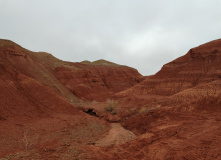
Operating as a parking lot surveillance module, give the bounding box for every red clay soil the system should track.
[0,39,143,103]
[0,38,221,159]
[0,39,142,159]
[116,39,221,96]
[0,41,80,104]
[89,108,221,160]
[114,39,221,108]
[0,49,109,157]
[53,60,143,102]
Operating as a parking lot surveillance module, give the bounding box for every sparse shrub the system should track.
[22,131,29,151]
[104,99,118,115]
[22,130,38,151]
[92,100,97,104]
[138,107,147,114]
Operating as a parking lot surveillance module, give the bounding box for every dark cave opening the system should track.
[84,108,98,117]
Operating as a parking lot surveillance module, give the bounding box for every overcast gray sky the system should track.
[0,0,221,75]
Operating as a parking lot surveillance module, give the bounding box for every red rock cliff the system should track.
[0,39,143,103]
[117,39,221,99]
[54,60,143,101]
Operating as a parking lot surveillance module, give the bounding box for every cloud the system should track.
[0,0,221,75]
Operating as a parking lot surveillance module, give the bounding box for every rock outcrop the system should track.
[0,40,80,105]
[1,38,221,159]
[54,60,143,101]
[0,40,81,120]
[0,39,143,105]
[116,39,221,101]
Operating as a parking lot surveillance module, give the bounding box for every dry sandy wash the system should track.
[0,38,221,159]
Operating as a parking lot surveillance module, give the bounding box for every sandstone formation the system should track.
[0,39,143,103]
[54,60,143,101]
[0,40,80,104]
[0,38,221,159]
[116,39,221,107]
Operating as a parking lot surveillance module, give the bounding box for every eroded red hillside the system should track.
[1,38,221,160]
[115,39,221,107]
[54,61,143,101]
[0,39,143,158]
[0,41,80,104]
[0,39,143,103]
[0,40,115,158]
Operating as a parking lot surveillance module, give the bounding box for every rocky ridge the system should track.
[0,38,221,159]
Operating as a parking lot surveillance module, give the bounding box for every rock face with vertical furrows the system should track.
[116,39,221,101]
[1,38,221,159]
[0,39,142,157]
[0,39,144,119]
[54,60,143,101]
